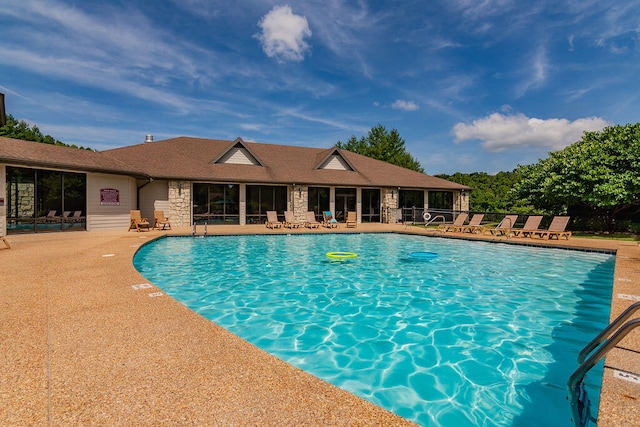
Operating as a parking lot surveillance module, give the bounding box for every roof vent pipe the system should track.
[145,134,153,143]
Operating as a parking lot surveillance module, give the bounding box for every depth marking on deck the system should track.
[617,277,632,282]
[148,292,163,297]
[132,283,152,290]
[613,370,640,385]
[618,294,640,301]
[102,254,115,257]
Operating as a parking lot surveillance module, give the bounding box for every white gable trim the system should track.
[216,146,260,165]
[319,153,354,171]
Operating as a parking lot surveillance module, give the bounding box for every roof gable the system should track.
[211,137,262,166]
[315,148,355,171]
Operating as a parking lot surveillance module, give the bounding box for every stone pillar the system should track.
[168,181,191,226]
[292,185,307,221]
[382,188,399,223]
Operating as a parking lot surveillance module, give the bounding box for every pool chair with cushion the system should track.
[531,216,572,240]
[482,215,518,236]
[266,211,283,229]
[459,214,485,233]
[512,216,543,238]
[129,210,150,232]
[153,210,172,230]
[439,213,468,232]
[1,235,9,249]
[283,211,301,228]
[323,211,338,228]
[346,211,357,228]
[304,211,321,228]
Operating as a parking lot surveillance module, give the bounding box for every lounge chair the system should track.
[153,210,172,230]
[512,216,543,238]
[304,211,321,228]
[346,211,357,228]
[440,213,468,232]
[283,211,301,228]
[1,235,9,249]
[323,211,338,228]
[265,211,283,229]
[459,214,485,233]
[39,210,59,223]
[482,215,518,236]
[531,216,572,240]
[129,210,150,232]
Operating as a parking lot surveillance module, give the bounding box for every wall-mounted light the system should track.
[298,187,302,197]
[177,181,182,195]
[391,190,396,197]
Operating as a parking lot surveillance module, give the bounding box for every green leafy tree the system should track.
[511,123,640,230]
[337,124,424,173]
[436,170,538,214]
[0,114,90,149]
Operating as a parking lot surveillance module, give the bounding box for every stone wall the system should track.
[292,186,307,221]
[168,181,191,227]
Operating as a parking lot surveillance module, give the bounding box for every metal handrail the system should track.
[579,301,640,364]
[425,215,446,227]
[495,217,514,240]
[568,317,640,427]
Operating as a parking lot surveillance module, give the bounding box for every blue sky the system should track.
[1,1,639,174]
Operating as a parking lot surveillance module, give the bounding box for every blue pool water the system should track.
[133,233,615,427]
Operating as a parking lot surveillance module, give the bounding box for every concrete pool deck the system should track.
[1,224,638,426]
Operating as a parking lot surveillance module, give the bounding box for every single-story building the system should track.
[0,135,471,234]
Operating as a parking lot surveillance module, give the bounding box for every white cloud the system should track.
[392,100,419,111]
[453,113,610,152]
[255,5,312,62]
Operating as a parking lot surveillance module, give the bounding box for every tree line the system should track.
[337,123,640,233]
[0,114,91,150]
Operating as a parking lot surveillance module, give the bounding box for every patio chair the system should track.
[346,211,357,228]
[153,210,172,230]
[283,211,301,228]
[322,211,338,228]
[1,235,9,249]
[482,215,518,236]
[265,211,283,229]
[512,216,543,238]
[129,210,150,232]
[459,214,485,233]
[531,216,572,240]
[39,210,59,223]
[304,211,321,228]
[439,213,468,232]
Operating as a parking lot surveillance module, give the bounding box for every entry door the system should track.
[335,188,356,221]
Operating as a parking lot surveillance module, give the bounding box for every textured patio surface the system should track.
[1,223,639,426]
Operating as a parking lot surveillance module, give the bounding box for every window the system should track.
[192,183,240,224]
[6,166,86,233]
[362,189,380,222]
[308,187,329,222]
[246,185,287,224]
[428,191,453,210]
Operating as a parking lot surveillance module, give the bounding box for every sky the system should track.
[1,0,639,175]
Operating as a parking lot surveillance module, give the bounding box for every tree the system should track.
[0,114,91,149]
[336,124,424,173]
[436,170,540,214]
[511,123,640,231]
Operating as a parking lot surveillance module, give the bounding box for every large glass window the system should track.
[428,191,453,210]
[399,189,425,223]
[6,166,86,233]
[308,187,329,222]
[192,183,240,224]
[246,185,287,224]
[362,189,381,223]
[335,188,356,222]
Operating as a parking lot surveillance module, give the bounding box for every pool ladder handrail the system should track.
[567,301,640,427]
[425,215,446,228]
[494,217,514,240]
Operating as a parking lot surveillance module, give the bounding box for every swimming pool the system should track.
[133,233,615,427]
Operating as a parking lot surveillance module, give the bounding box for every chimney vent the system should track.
[145,134,153,143]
